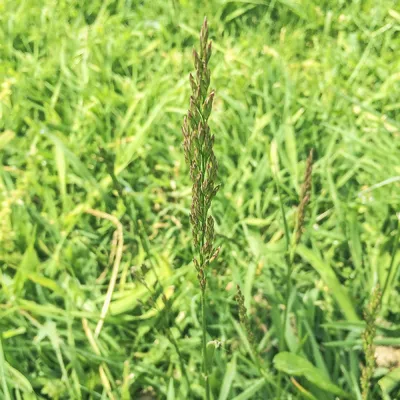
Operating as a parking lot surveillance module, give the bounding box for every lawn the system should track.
[1,0,400,399]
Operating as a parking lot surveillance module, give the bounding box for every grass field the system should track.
[1,0,400,399]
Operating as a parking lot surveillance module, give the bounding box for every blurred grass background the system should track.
[1,0,400,398]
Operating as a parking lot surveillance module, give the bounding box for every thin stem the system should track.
[168,332,191,394]
[201,290,210,400]
[199,136,210,399]
[275,179,293,348]
[276,181,290,253]
[275,146,313,348]
[277,370,282,399]
[282,254,293,346]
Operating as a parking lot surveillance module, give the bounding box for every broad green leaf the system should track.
[273,352,348,397]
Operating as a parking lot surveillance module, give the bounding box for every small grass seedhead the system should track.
[235,285,254,345]
[360,285,381,400]
[295,148,314,245]
[182,17,219,291]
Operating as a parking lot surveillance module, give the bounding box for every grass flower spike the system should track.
[295,148,314,245]
[183,18,219,291]
[235,285,254,345]
[182,18,219,399]
[360,285,381,400]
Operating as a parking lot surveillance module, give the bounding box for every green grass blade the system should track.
[296,245,359,321]
[0,339,11,400]
[218,354,237,400]
[231,378,266,400]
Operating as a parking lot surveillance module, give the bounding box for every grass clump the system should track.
[2,1,400,399]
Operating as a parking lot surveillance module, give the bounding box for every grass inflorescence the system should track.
[182,18,220,399]
[360,285,382,400]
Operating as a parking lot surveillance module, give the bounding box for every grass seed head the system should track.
[235,284,254,345]
[182,17,219,291]
[360,285,382,400]
[295,148,314,245]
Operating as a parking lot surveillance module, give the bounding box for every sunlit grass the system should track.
[1,0,400,398]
